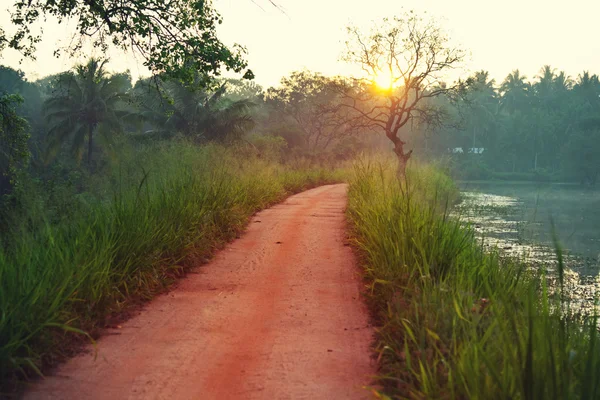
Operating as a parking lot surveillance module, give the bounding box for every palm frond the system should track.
[42,57,129,166]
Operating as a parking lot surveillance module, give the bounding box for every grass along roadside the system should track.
[0,142,345,394]
[347,159,600,399]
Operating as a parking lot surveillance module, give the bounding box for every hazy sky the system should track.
[1,0,599,88]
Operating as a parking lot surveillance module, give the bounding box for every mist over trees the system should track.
[0,8,599,241]
[265,71,371,154]
[407,66,600,184]
[2,58,600,194]
[134,77,256,143]
[1,2,597,186]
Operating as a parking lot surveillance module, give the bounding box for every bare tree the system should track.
[342,11,465,175]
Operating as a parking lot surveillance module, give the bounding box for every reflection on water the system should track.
[456,182,600,314]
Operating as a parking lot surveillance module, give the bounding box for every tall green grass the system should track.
[347,159,600,399]
[0,141,344,390]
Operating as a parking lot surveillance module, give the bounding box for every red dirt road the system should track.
[25,184,375,400]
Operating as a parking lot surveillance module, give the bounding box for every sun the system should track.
[373,70,394,90]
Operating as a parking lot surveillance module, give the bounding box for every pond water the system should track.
[457,181,600,313]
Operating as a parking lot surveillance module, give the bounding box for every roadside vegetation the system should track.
[0,140,343,390]
[347,160,600,399]
[0,56,349,391]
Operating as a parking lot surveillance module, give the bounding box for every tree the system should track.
[499,70,529,114]
[220,78,264,102]
[0,94,30,196]
[574,71,600,111]
[43,58,132,167]
[266,71,367,153]
[3,0,252,86]
[535,65,557,100]
[342,11,465,175]
[562,124,600,185]
[463,70,498,150]
[497,70,531,171]
[134,78,255,142]
[0,66,44,154]
[0,67,26,95]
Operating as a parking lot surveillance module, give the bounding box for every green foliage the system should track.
[413,66,600,184]
[219,78,264,102]
[0,67,26,95]
[0,66,44,155]
[134,78,255,142]
[347,160,600,399]
[266,70,362,153]
[0,141,342,389]
[0,94,30,195]
[3,0,252,86]
[562,128,600,185]
[43,58,132,166]
[246,133,288,162]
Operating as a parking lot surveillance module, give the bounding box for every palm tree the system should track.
[134,78,255,142]
[534,65,556,98]
[498,70,533,170]
[499,70,529,114]
[553,71,573,92]
[464,70,498,149]
[470,70,496,93]
[44,58,132,166]
[575,71,600,90]
[574,71,600,110]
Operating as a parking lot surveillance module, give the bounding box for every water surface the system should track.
[457,181,600,312]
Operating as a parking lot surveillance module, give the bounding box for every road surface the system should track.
[26,184,374,400]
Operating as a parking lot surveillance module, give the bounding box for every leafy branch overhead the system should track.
[4,0,253,86]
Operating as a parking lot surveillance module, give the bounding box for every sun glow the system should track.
[373,70,394,90]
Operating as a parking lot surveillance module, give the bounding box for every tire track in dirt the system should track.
[25,184,374,400]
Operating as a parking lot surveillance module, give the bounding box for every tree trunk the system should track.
[393,139,412,177]
[87,124,94,169]
[386,129,412,177]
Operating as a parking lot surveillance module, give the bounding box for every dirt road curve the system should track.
[26,184,374,400]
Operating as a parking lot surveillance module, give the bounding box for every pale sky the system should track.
[1,0,599,88]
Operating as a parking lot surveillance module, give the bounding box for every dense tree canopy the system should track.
[409,67,600,183]
[2,0,252,86]
[266,71,368,153]
[134,77,256,142]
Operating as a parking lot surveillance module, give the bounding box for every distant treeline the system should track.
[2,61,600,191]
[0,61,373,198]
[405,67,600,184]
